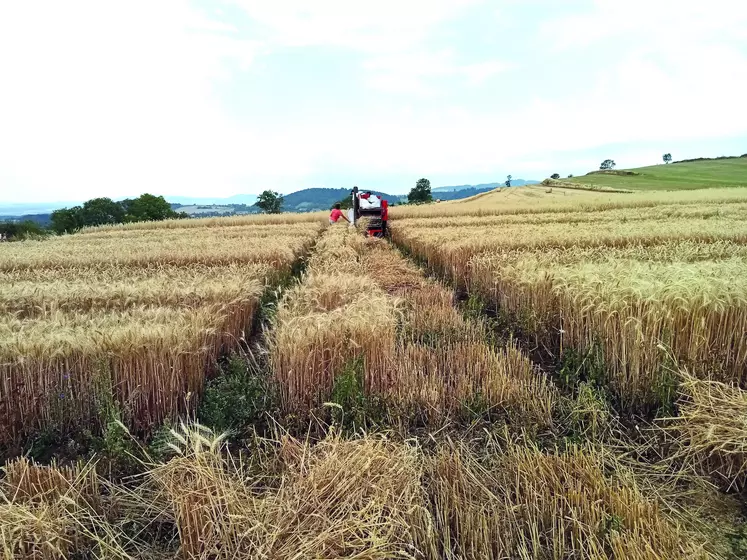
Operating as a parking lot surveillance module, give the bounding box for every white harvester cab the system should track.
[358,194,382,211]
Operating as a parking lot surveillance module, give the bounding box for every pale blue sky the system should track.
[1,0,746,202]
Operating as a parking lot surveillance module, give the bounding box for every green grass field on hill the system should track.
[572,156,747,191]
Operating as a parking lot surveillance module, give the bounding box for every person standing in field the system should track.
[329,203,350,225]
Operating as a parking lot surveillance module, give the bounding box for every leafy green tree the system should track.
[122,193,181,222]
[50,207,84,234]
[551,173,560,180]
[256,190,284,214]
[79,197,125,227]
[663,153,672,164]
[600,159,616,170]
[505,174,512,187]
[568,174,574,178]
[408,178,432,204]
[0,220,48,240]
[333,196,353,210]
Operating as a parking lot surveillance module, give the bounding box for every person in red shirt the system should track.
[329,203,350,225]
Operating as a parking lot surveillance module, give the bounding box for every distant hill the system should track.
[279,188,401,212]
[433,179,539,193]
[172,185,539,215]
[167,194,258,206]
[430,187,495,201]
[0,201,81,216]
[1,181,547,222]
[0,213,53,227]
[571,155,747,191]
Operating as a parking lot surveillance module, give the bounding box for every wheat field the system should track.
[1,195,746,558]
[392,187,747,409]
[0,219,321,444]
[270,225,556,428]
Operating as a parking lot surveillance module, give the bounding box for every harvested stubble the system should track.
[271,226,556,428]
[0,223,319,444]
[665,371,747,491]
[0,422,724,559]
[135,426,436,559]
[0,458,119,559]
[427,438,711,559]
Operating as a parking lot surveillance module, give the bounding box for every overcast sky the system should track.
[1,0,746,202]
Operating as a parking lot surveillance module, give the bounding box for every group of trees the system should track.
[50,194,186,234]
[0,220,48,240]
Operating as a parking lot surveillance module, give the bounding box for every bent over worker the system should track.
[329,203,350,225]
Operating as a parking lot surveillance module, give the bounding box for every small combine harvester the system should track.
[350,186,389,238]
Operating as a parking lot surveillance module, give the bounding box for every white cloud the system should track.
[0,0,745,202]
[361,51,509,94]
[542,0,747,50]
[232,0,505,95]
[463,61,511,85]
[231,0,483,52]
[0,1,275,202]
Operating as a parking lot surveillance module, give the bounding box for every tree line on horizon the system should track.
[49,194,187,234]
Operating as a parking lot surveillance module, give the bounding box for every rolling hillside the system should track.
[571,156,747,191]
[280,188,400,212]
[433,179,539,192]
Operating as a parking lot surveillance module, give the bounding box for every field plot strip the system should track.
[392,185,747,219]
[0,218,735,559]
[392,191,747,409]
[270,225,556,428]
[0,221,323,445]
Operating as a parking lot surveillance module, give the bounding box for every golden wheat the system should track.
[393,205,747,406]
[664,371,747,491]
[0,225,320,271]
[0,263,271,318]
[399,201,747,229]
[77,210,328,234]
[0,222,320,443]
[391,185,747,219]
[270,226,557,428]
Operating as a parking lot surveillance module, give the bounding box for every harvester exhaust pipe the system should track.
[352,186,359,226]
